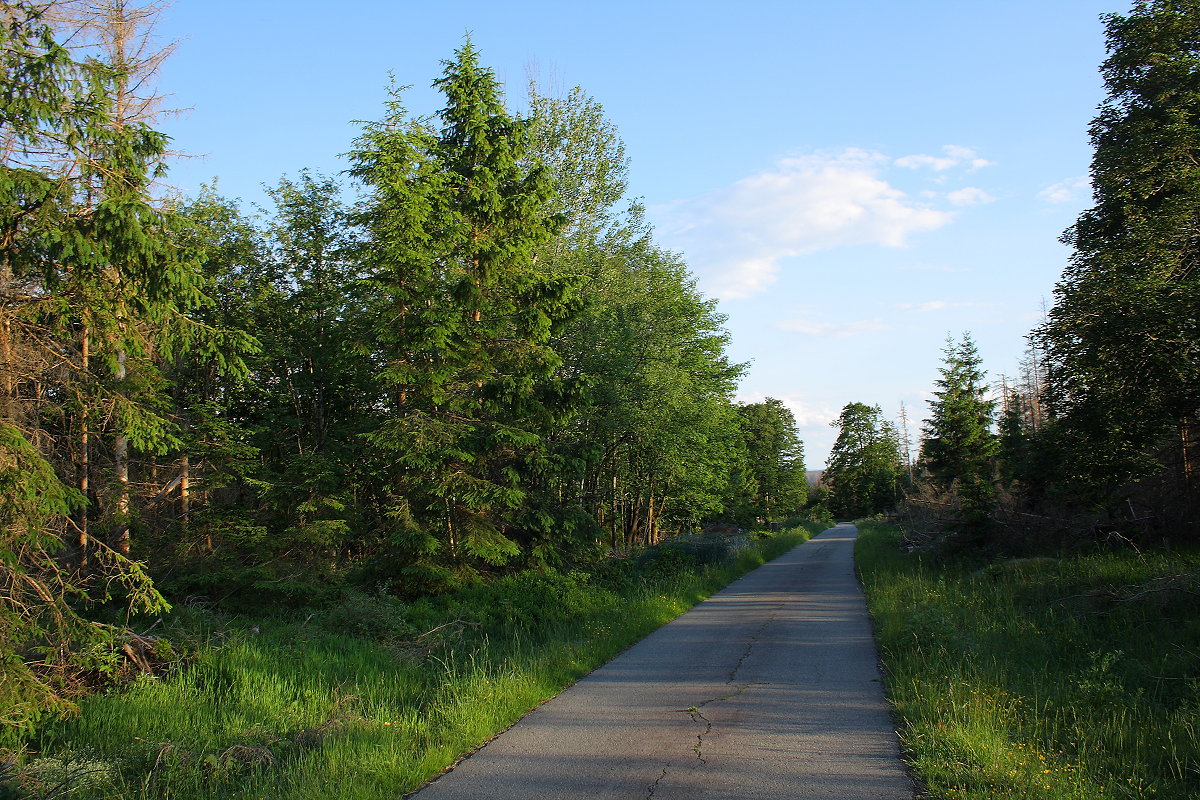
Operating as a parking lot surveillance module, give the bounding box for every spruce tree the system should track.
[351,40,582,578]
[0,1,176,738]
[735,398,807,522]
[920,333,998,525]
[1039,0,1200,495]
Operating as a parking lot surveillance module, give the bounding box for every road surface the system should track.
[411,523,913,799]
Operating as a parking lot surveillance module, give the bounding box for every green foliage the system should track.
[0,423,169,748]
[823,402,903,518]
[0,2,188,744]
[1,26,808,754]
[1037,0,1200,500]
[352,40,583,573]
[920,333,998,528]
[730,398,807,524]
[19,531,811,799]
[858,520,1200,800]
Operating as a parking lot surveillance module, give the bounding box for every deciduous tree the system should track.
[824,402,902,518]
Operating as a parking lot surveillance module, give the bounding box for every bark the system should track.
[114,348,129,554]
[1182,417,1196,489]
[0,254,13,417]
[78,326,90,565]
[179,453,189,524]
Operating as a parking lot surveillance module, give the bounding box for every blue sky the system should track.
[154,0,1117,466]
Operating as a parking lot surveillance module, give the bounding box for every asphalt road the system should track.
[410,523,914,799]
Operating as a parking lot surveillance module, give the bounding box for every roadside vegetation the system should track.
[2,0,814,774]
[5,525,818,800]
[858,520,1200,800]
[8,0,1200,797]
[831,8,1200,793]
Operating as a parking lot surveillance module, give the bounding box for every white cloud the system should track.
[734,391,839,429]
[946,186,995,206]
[895,300,988,313]
[898,300,950,312]
[1039,175,1091,205]
[653,149,954,300]
[776,316,889,337]
[895,145,993,172]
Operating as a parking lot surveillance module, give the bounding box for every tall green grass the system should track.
[856,520,1200,800]
[10,527,813,800]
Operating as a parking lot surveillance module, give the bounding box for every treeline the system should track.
[1,4,809,733]
[823,0,1200,549]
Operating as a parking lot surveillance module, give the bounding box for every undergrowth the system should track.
[857,520,1200,800]
[3,525,815,800]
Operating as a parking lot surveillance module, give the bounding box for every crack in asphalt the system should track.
[683,607,783,767]
[645,765,669,799]
[729,616,768,682]
[687,708,712,765]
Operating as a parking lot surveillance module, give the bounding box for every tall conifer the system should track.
[1040,0,1200,494]
[920,333,998,526]
[352,40,581,577]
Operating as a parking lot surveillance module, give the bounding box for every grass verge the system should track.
[9,527,813,800]
[856,520,1200,800]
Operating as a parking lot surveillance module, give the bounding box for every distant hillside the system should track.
[806,471,824,487]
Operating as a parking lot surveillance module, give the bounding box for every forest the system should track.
[3,0,1200,798]
[0,0,811,754]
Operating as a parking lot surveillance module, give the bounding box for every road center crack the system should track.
[646,764,669,798]
[681,608,782,765]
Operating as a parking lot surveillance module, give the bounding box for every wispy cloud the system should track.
[653,148,957,300]
[734,391,839,429]
[946,186,995,206]
[776,316,889,337]
[1039,175,1091,205]
[895,145,993,172]
[897,300,951,313]
[895,300,990,313]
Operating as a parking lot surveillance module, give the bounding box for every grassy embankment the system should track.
[9,522,827,800]
[856,520,1200,800]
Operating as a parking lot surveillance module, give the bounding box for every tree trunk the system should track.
[1182,416,1195,489]
[78,326,90,565]
[179,452,190,527]
[647,491,657,545]
[611,473,619,551]
[0,254,13,418]
[115,348,130,554]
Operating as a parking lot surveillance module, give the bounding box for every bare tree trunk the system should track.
[898,401,915,484]
[1182,417,1195,489]
[179,454,190,518]
[115,348,130,554]
[446,498,457,558]
[611,473,619,550]
[647,492,659,545]
[0,254,13,418]
[78,326,90,565]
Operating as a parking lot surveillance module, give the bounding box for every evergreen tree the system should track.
[0,0,181,738]
[734,398,807,523]
[351,40,582,582]
[920,333,998,525]
[1038,0,1200,497]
